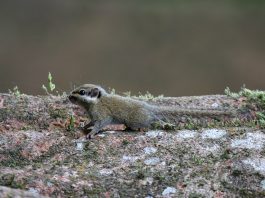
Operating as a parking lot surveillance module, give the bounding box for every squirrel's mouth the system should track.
[68,95,77,104]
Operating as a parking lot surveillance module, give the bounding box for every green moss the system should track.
[220,149,231,160]
[191,155,204,165]
[49,107,68,119]
[83,187,103,196]
[8,86,22,97]
[225,86,265,128]
[186,122,197,130]
[256,112,265,128]
[83,143,99,160]
[0,174,15,186]
[0,173,27,189]
[238,189,265,197]
[135,169,145,180]
[189,192,204,198]
[153,172,166,184]
[231,170,242,177]
[66,114,75,131]
[225,86,265,109]
[21,125,32,130]
[0,149,30,168]
[122,139,130,146]
[151,120,176,130]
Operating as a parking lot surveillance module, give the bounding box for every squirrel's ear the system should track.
[90,88,101,98]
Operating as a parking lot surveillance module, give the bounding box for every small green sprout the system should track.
[256,112,265,128]
[109,88,116,95]
[137,91,164,101]
[224,87,240,98]
[67,114,75,131]
[123,91,131,97]
[42,72,56,95]
[9,86,21,97]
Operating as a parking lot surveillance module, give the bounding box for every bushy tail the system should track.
[152,106,236,123]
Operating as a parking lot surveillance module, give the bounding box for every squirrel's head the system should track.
[68,84,107,106]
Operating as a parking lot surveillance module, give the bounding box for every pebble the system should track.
[162,187,177,196]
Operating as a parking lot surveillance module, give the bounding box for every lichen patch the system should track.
[201,129,227,139]
[143,147,157,155]
[145,131,165,138]
[175,130,197,139]
[242,158,265,175]
[231,132,265,150]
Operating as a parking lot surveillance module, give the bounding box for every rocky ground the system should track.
[0,93,264,197]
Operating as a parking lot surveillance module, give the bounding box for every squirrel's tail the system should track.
[151,105,236,123]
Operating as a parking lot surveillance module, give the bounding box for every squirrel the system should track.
[68,84,235,139]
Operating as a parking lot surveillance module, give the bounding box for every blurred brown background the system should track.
[0,0,265,96]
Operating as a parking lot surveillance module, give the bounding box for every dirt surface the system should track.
[0,94,264,197]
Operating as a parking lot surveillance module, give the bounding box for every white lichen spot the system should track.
[211,102,219,108]
[107,131,116,134]
[76,142,84,151]
[261,180,265,190]
[146,131,165,138]
[204,144,220,153]
[242,158,265,175]
[28,188,39,194]
[175,130,197,139]
[99,168,113,176]
[201,129,227,139]
[122,155,139,163]
[231,132,265,150]
[197,143,221,156]
[144,147,157,155]
[144,157,160,166]
[162,187,177,196]
[73,139,86,151]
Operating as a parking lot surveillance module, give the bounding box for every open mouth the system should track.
[68,95,77,103]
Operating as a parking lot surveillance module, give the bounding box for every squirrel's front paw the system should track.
[86,130,100,139]
[82,121,95,135]
[86,133,93,139]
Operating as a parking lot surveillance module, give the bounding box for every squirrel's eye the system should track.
[79,90,86,95]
